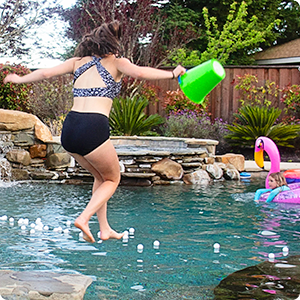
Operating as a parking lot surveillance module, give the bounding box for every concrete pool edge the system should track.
[245,160,300,172]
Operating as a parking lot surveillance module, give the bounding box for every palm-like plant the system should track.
[226,105,300,147]
[109,96,164,136]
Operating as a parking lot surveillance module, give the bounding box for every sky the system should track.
[0,0,77,68]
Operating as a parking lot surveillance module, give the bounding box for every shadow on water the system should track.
[0,179,300,299]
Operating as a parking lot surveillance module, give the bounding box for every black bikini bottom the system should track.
[61,111,110,156]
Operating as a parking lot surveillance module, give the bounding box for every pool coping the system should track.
[245,160,300,172]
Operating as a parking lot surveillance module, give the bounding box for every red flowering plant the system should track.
[0,63,32,111]
[281,84,300,124]
[120,77,161,106]
[163,89,206,116]
[141,83,161,106]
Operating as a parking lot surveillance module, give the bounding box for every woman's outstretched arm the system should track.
[116,57,186,80]
[3,57,79,84]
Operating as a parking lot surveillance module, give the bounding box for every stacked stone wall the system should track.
[0,109,245,185]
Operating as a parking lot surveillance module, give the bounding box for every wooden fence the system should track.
[146,65,300,123]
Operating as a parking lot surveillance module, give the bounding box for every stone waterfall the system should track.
[0,132,13,182]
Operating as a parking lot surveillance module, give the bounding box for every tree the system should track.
[163,0,300,64]
[200,2,279,65]
[0,0,62,58]
[275,1,300,45]
[62,0,198,67]
[62,0,198,98]
[171,2,279,66]
[173,2,279,65]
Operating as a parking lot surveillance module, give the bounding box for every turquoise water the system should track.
[1,180,300,299]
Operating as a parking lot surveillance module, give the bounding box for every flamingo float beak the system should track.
[254,142,265,169]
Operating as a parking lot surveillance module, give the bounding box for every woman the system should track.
[4,21,186,243]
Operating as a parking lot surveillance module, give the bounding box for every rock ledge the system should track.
[0,270,92,299]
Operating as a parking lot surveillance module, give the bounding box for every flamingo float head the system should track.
[254,136,281,189]
[254,138,265,169]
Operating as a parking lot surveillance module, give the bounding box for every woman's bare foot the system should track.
[74,216,95,243]
[100,229,125,241]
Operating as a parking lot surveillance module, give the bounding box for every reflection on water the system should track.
[0,180,300,299]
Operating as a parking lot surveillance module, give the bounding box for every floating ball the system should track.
[268,253,275,261]
[137,244,144,253]
[213,243,220,253]
[282,246,289,256]
[0,215,7,221]
[35,225,43,231]
[153,240,160,249]
[213,243,220,249]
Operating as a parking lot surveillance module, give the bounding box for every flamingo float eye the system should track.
[258,140,264,150]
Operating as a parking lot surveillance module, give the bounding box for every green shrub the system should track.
[226,105,300,147]
[234,74,280,107]
[0,63,32,111]
[109,96,164,136]
[162,110,229,140]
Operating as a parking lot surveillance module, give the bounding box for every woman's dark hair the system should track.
[74,21,122,57]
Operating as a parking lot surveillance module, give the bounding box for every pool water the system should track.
[1,180,300,299]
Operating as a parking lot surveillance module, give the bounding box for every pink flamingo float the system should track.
[254,136,300,203]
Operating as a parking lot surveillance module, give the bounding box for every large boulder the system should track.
[183,169,211,185]
[6,149,31,166]
[46,153,71,170]
[214,255,300,300]
[206,163,223,180]
[223,164,240,180]
[0,109,52,142]
[151,158,184,180]
[215,154,245,172]
[29,144,47,158]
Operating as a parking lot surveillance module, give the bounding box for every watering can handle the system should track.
[178,76,182,85]
[177,69,187,85]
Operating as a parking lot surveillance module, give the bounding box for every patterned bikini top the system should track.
[73,56,122,100]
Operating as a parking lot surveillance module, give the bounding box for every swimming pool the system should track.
[1,179,300,299]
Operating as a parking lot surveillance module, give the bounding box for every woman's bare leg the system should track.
[71,140,124,242]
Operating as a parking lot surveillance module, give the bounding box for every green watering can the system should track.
[178,59,226,104]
